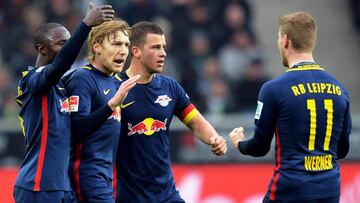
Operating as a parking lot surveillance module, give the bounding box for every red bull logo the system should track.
[128,118,167,136]
[108,106,121,122]
[59,98,70,113]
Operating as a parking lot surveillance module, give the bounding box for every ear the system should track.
[283,34,289,49]
[37,43,47,56]
[93,42,101,55]
[132,46,141,58]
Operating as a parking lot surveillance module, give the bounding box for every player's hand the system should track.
[108,75,140,111]
[228,127,245,149]
[82,3,115,27]
[210,136,227,156]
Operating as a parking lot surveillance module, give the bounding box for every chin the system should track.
[112,66,124,73]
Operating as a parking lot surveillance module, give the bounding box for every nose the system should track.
[159,47,166,57]
[119,45,129,56]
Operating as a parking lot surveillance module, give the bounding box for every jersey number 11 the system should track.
[307,99,333,151]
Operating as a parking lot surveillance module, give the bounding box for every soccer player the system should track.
[114,22,227,203]
[229,12,351,203]
[64,19,139,203]
[14,3,115,203]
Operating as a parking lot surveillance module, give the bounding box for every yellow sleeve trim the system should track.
[182,109,198,125]
[18,115,26,137]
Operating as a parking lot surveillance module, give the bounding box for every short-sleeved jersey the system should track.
[64,65,122,201]
[255,63,351,201]
[15,66,71,191]
[115,72,197,203]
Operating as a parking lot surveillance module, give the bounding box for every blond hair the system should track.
[279,11,317,52]
[87,19,130,62]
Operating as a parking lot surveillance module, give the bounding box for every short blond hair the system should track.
[87,19,130,62]
[279,11,317,52]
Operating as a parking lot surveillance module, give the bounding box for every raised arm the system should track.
[45,4,115,86]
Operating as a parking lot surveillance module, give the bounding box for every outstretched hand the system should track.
[228,127,245,149]
[83,3,115,27]
[210,136,227,156]
[108,75,140,111]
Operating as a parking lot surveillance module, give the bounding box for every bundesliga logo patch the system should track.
[154,95,172,107]
[69,96,79,112]
[255,101,263,120]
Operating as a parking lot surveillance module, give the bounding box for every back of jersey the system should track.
[258,64,351,201]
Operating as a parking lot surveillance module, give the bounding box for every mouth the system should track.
[113,59,125,66]
[157,60,165,66]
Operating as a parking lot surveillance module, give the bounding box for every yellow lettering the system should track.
[307,83,313,93]
[304,155,333,171]
[332,84,336,94]
[335,86,341,95]
[326,83,332,94]
[299,84,306,94]
[304,156,311,171]
[312,83,318,93]
[317,83,321,93]
[17,86,23,96]
[291,86,301,96]
[320,83,326,93]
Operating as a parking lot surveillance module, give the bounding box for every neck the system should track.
[287,51,315,68]
[35,55,48,67]
[91,59,113,76]
[126,60,153,84]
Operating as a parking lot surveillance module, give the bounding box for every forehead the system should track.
[109,30,130,42]
[46,27,70,42]
[144,33,166,45]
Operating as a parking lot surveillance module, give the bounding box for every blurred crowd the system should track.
[0,0,271,121]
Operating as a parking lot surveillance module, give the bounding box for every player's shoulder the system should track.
[70,66,94,79]
[18,66,44,85]
[156,74,179,85]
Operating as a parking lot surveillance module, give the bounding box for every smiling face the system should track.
[93,30,130,74]
[139,33,166,74]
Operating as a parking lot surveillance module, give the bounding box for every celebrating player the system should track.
[14,3,115,203]
[114,21,227,203]
[64,19,139,203]
[229,11,351,203]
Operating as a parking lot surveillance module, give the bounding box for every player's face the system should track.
[140,33,166,74]
[45,27,71,61]
[98,30,130,74]
[277,30,289,67]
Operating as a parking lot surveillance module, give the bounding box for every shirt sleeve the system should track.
[337,101,351,159]
[173,79,198,125]
[26,66,52,95]
[65,71,116,139]
[238,82,278,156]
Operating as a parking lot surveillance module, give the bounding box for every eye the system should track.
[58,40,66,46]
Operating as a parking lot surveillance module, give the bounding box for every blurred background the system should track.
[0,0,360,202]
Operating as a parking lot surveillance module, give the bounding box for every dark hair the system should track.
[34,23,64,50]
[129,21,164,49]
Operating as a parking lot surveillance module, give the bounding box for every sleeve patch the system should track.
[255,101,263,120]
[69,96,79,112]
